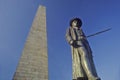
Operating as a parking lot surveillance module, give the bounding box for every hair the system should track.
[69,18,82,27]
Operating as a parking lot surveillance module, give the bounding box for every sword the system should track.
[87,28,111,38]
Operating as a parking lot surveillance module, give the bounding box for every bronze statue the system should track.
[66,18,101,80]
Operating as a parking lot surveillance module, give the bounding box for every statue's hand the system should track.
[69,40,76,46]
[70,40,83,48]
[71,40,80,48]
[79,36,87,40]
[69,40,77,46]
[71,40,84,48]
[69,40,74,45]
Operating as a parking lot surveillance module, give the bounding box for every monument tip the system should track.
[39,5,46,9]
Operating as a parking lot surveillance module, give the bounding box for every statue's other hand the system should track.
[71,40,80,48]
[79,36,87,40]
[69,40,74,45]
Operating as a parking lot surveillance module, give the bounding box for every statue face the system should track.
[72,20,77,27]
[72,20,81,28]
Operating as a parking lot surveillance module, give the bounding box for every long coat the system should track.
[66,27,98,79]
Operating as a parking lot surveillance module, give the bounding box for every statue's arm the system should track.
[66,28,73,45]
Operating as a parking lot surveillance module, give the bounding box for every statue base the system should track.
[72,77,101,80]
[73,77,88,80]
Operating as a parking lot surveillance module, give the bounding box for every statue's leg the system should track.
[71,46,86,80]
[71,47,77,79]
[77,47,100,80]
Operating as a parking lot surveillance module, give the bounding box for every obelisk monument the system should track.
[13,5,48,80]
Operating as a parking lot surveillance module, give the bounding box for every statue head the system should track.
[70,18,82,28]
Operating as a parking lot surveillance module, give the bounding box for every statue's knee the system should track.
[82,52,88,58]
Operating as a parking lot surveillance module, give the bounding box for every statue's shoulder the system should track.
[67,26,73,30]
[66,27,72,35]
[66,27,70,31]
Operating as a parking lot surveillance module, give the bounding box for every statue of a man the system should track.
[66,18,101,80]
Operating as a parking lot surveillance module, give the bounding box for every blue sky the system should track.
[0,0,120,80]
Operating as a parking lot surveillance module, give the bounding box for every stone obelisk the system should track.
[13,5,48,80]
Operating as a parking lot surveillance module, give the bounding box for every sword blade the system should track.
[87,28,111,38]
